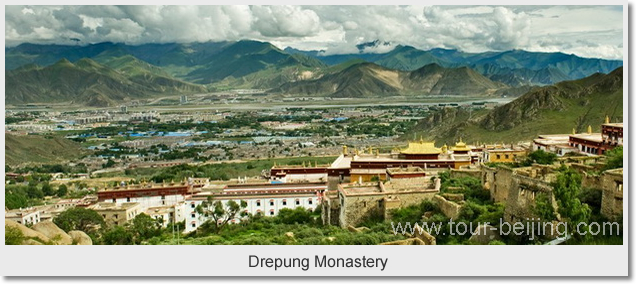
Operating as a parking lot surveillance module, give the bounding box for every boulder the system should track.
[380,238,426,245]
[68,231,93,245]
[32,221,73,245]
[346,225,369,233]
[469,224,502,245]
[22,239,43,245]
[5,219,50,244]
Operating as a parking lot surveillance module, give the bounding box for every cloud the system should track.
[4,5,623,60]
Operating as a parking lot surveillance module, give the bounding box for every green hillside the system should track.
[5,58,208,107]
[5,134,87,166]
[411,67,624,144]
[185,40,327,84]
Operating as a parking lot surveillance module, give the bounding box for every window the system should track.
[282,199,287,206]
[270,210,275,216]
[114,214,118,219]
[191,203,195,208]
[112,198,116,203]
[191,214,196,218]
[504,154,509,159]
[270,200,274,206]
[102,214,106,218]
[296,199,300,205]
[126,197,131,202]
[114,222,118,225]
[496,154,501,159]
[191,223,196,228]
[161,195,166,200]
[256,200,261,206]
[308,199,313,205]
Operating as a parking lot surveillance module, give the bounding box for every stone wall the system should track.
[481,165,558,223]
[339,194,385,228]
[433,195,464,219]
[600,169,623,220]
[338,190,437,228]
[502,173,555,223]
[482,165,515,203]
[450,168,482,179]
[321,193,341,226]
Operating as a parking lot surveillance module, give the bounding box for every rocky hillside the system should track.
[412,67,623,144]
[275,62,506,97]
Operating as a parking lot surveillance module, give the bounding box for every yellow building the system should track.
[485,148,527,163]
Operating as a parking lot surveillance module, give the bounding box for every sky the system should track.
[4,5,624,60]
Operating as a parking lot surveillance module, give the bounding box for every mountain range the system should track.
[274,62,505,97]
[5,40,623,106]
[5,57,207,107]
[411,67,623,144]
[285,44,622,86]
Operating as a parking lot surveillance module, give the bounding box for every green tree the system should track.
[130,213,163,244]
[56,184,68,197]
[277,207,314,224]
[524,150,557,165]
[54,207,105,233]
[42,182,55,197]
[195,197,248,234]
[102,226,134,245]
[551,167,591,239]
[603,146,623,170]
[5,225,25,245]
[26,185,44,199]
[533,192,556,221]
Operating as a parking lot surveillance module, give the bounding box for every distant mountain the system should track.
[274,62,505,98]
[6,40,326,85]
[283,45,623,87]
[411,67,623,144]
[6,41,623,97]
[5,58,207,107]
[185,40,326,84]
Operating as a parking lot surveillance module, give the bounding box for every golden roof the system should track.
[451,137,470,152]
[401,140,441,155]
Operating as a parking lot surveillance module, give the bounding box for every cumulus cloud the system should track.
[4,5,623,60]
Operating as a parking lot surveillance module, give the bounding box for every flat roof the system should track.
[570,133,602,143]
[603,123,623,128]
[533,138,570,146]
[90,202,140,210]
[330,154,352,168]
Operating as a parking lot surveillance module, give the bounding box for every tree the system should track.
[54,207,105,233]
[102,226,134,245]
[42,182,55,196]
[26,185,44,199]
[277,207,314,224]
[5,225,25,245]
[56,184,69,197]
[551,167,591,239]
[603,146,623,170]
[524,150,557,165]
[130,213,163,244]
[533,192,556,221]
[195,197,248,234]
[102,159,116,168]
